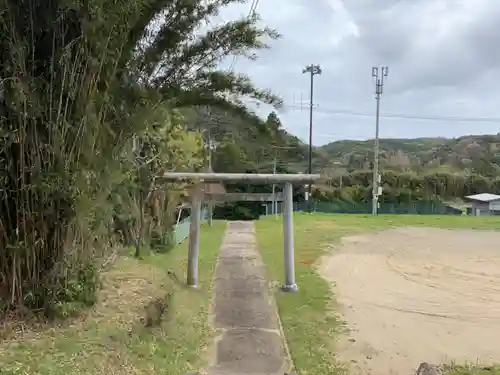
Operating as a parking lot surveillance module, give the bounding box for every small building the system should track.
[464,193,500,216]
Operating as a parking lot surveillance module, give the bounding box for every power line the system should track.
[193,107,488,148]
[284,104,500,123]
[227,0,260,72]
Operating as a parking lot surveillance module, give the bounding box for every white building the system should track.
[464,193,500,216]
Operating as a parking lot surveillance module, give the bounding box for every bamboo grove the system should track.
[0,0,280,315]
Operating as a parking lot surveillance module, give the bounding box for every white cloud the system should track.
[216,0,500,144]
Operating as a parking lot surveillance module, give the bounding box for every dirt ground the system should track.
[319,227,500,375]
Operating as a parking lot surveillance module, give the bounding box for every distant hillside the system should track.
[183,109,500,207]
[319,134,500,177]
[185,106,500,183]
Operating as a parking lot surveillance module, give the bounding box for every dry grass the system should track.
[445,364,500,375]
[0,221,226,375]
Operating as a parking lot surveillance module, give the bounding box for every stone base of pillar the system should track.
[280,284,299,293]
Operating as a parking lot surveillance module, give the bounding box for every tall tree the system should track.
[0,0,283,312]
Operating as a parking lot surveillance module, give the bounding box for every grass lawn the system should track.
[255,213,500,375]
[0,221,226,375]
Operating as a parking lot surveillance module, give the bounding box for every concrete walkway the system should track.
[207,221,290,375]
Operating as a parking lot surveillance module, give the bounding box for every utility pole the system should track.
[205,134,216,170]
[204,131,217,226]
[371,66,389,215]
[272,156,278,219]
[302,64,322,212]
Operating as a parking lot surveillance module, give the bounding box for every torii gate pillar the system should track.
[281,182,297,292]
[187,183,203,287]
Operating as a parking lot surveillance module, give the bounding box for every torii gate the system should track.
[161,172,321,292]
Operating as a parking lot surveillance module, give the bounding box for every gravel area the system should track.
[320,227,500,375]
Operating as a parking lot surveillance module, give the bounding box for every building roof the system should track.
[464,193,500,202]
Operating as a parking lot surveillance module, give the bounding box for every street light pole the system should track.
[303,64,322,212]
[371,66,388,215]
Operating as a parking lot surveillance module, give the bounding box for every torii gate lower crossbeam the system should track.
[161,172,321,292]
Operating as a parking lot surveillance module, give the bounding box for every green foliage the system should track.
[315,169,500,204]
[0,0,281,315]
[150,229,175,253]
[183,108,318,218]
[187,107,317,174]
[23,264,100,320]
[213,203,261,220]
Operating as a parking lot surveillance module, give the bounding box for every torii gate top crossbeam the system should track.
[161,172,321,184]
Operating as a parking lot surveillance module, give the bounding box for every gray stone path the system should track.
[207,221,290,375]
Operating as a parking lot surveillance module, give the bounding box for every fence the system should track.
[173,200,462,246]
[262,201,301,215]
[263,200,463,216]
[174,207,209,245]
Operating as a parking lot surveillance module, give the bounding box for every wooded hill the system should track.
[186,107,326,174]
[194,109,500,205]
[195,108,500,187]
[312,134,500,204]
[319,134,500,177]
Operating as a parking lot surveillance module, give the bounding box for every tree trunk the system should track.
[135,195,144,258]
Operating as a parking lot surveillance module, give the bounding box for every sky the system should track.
[213,0,500,146]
